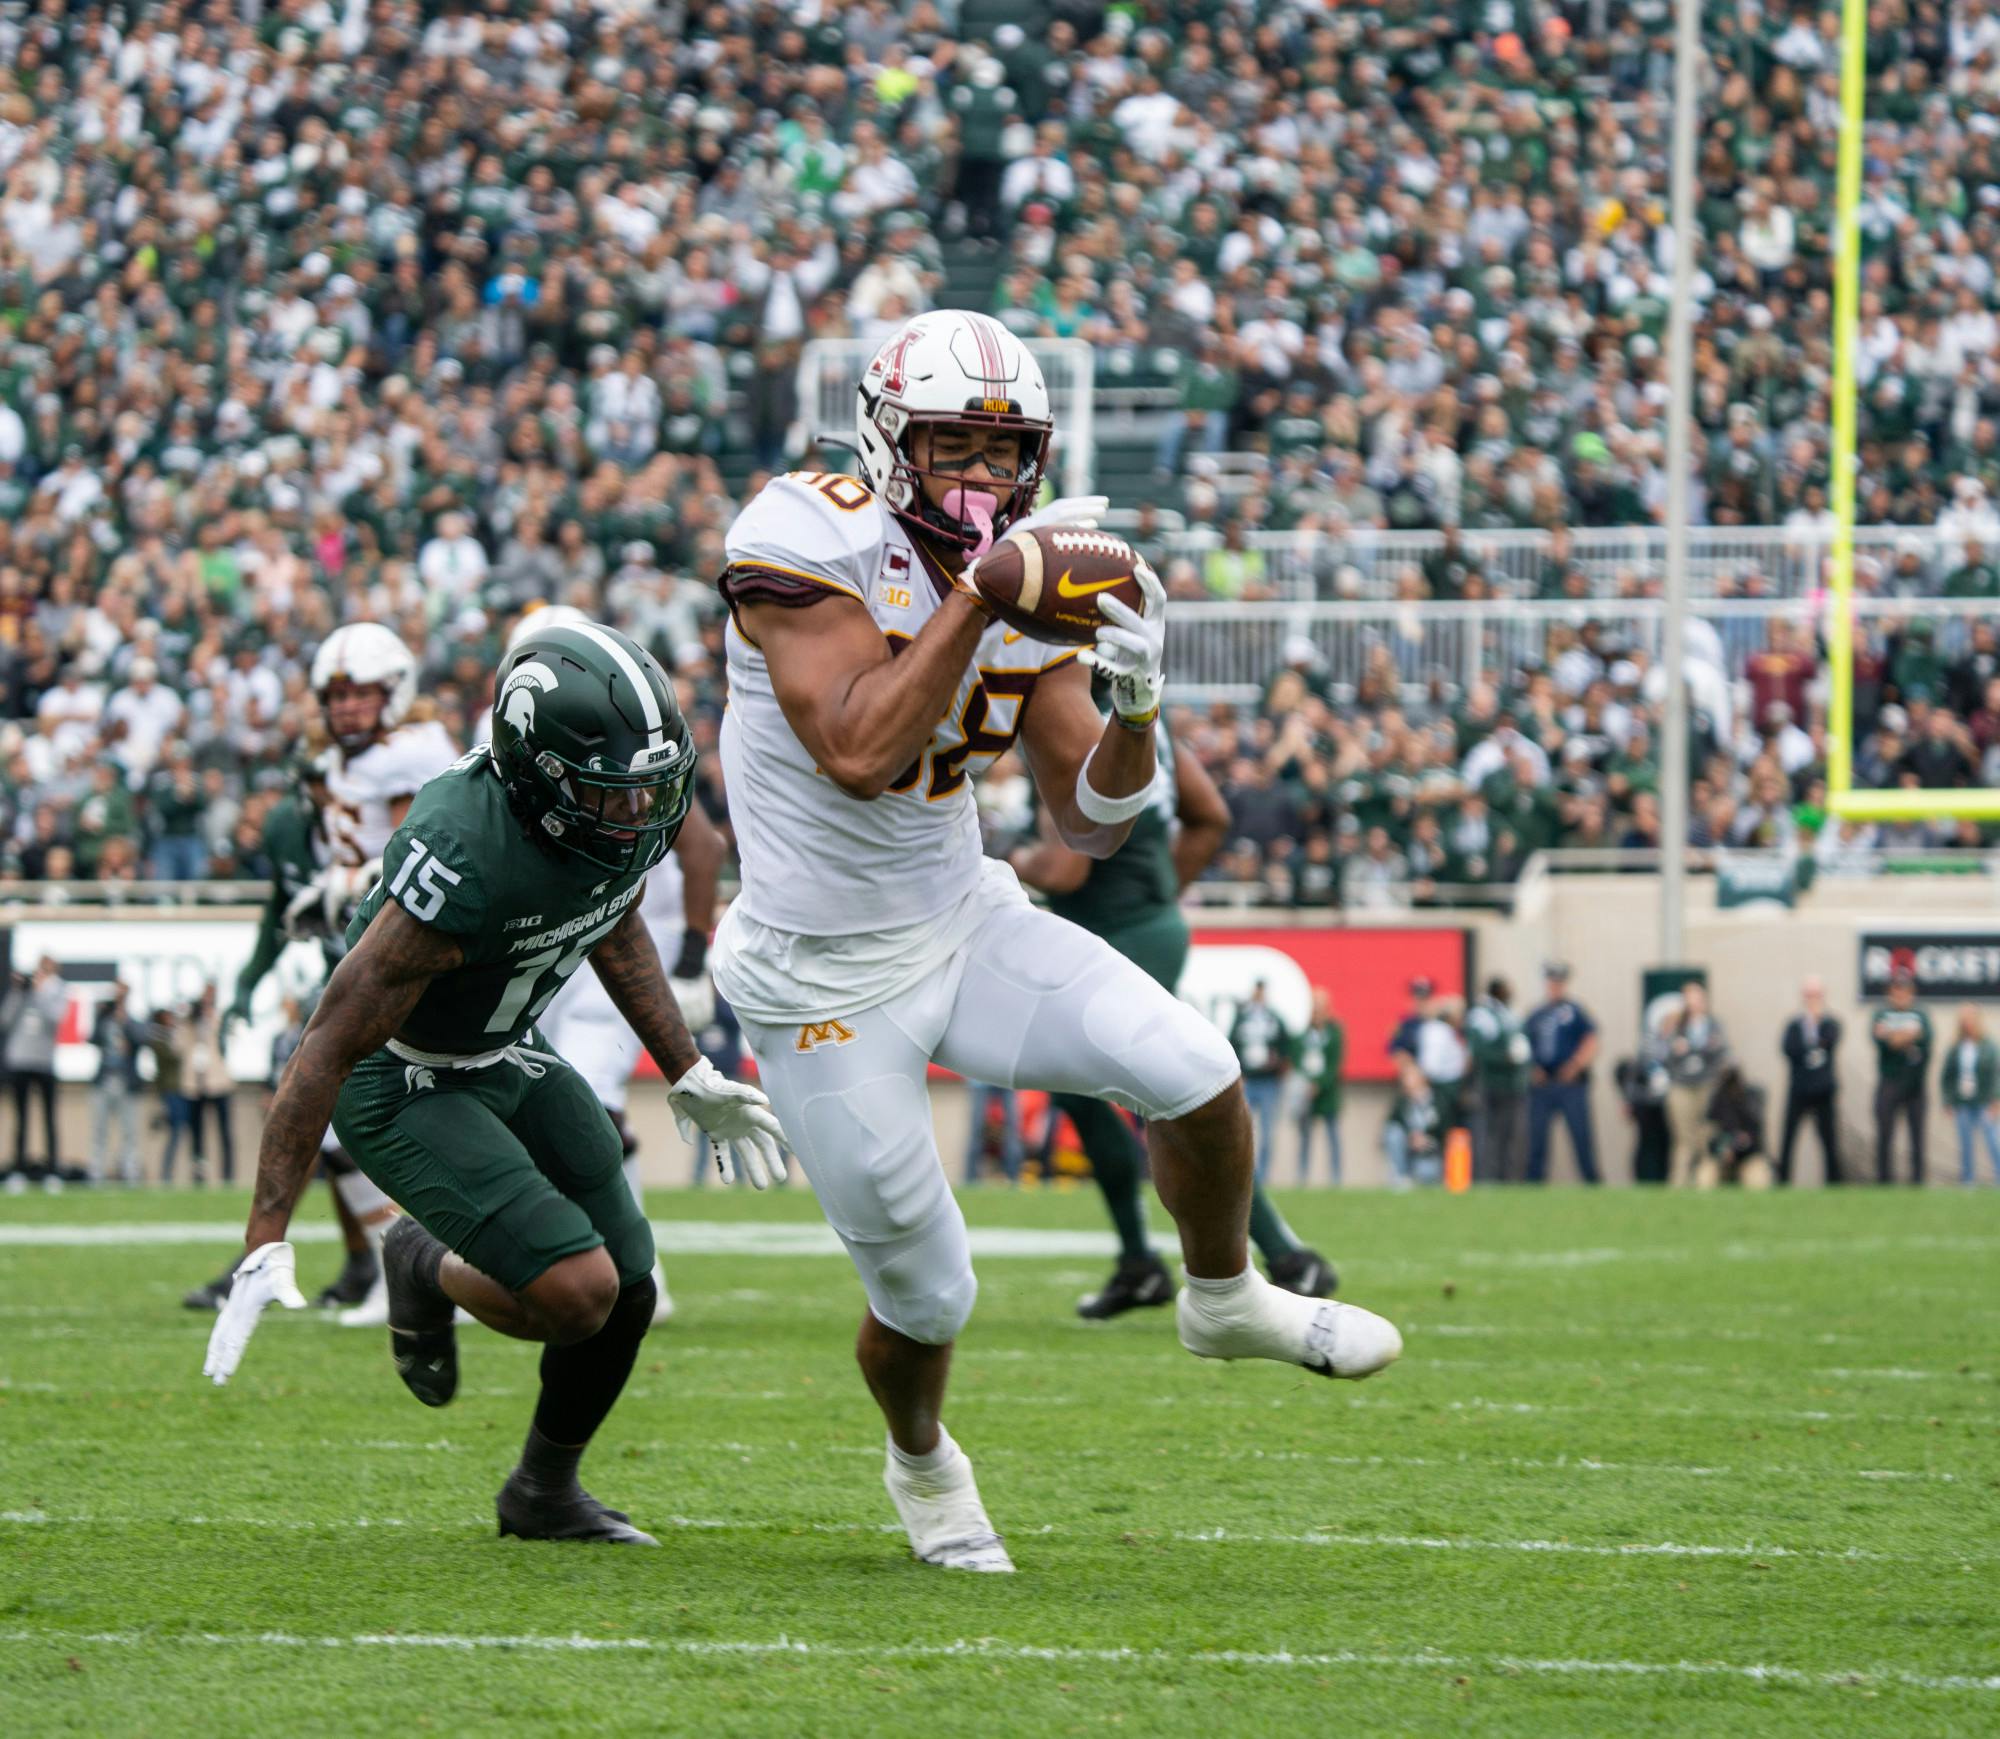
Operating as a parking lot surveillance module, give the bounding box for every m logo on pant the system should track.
[796,1020,857,1053]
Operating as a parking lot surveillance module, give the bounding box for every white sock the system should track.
[889,1426,958,1479]
[1182,1266,1254,1300]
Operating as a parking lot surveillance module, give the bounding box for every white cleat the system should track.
[883,1433,1015,1572]
[651,1261,675,1324]
[1177,1271,1402,1380]
[337,1271,391,1328]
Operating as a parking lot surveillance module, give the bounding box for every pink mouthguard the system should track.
[942,487,1000,559]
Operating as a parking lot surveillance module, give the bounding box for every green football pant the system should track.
[332,1040,654,1294]
[1053,913,1305,1265]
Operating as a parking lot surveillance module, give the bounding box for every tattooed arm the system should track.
[588,900,703,1081]
[242,902,465,1251]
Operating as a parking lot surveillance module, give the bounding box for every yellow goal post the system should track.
[1825,0,2000,820]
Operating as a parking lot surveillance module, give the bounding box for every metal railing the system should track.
[1163,594,2000,705]
[1156,523,1964,604]
[0,880,271,910]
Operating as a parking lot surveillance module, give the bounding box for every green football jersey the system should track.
[1046,724,1179,936]
[1871,1004,1933,1088]
[346,750,649,1055]
[234,796,339,1012]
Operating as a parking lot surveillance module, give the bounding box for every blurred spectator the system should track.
[88,980,147,1187]
[149,1009,195,1186]
[0,0,1987,909]
[1526,963,1600,1185]
[1618,1035,1673,1187]
[1779,977,1844,1186]
[1870,969,1933,1185]
[963,1083,1024,1186]
[1228,980,1291,1186]
[2,957,65,1185]
[1389,977,1467,1134]
[1941,1003,2000,1186]
[1699,1069,1774,1192]
[1465,977,1531,1183]
[176,984,236,1187]
[1662,982,1731,1189]
[1292,988,1344,1186]
[1383,1058,1443,1189]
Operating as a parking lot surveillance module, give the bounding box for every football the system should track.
[972,525,1146,645]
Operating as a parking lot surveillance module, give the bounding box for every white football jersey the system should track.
[324,719,460,868]
[540,849,688,1032]
[719,471,1078,941]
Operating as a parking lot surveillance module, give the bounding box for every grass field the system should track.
[2,1184,1997,1736]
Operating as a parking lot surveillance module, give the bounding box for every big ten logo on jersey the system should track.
[879,545,913,611]
[880,633,1034,802]
[796,1019,857,1053]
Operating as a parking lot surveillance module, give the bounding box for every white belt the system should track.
[386,1036,561,1080]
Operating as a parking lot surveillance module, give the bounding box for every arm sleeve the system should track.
[235,899,287,1008]
[719,472,881,613]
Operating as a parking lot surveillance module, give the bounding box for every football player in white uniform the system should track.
[523,607,729,1325]
[714,311,1401,1574]
[304,623,461,1327]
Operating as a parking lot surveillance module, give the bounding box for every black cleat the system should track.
[183,1261,241,1311]
[315,1247,381,1309]
[1268,1247,1340,1299]
[384,1217,457,1408]
[1077,1253,1176,1320]
[496,1475,659,1545]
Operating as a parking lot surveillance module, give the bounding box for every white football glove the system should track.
[202,1241,308,1386]
[669,972,717,1034]
[668,1057,787,1189]
[1009,494,1108,538]
[1078,556,1167,724]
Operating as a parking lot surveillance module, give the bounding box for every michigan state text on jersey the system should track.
[203,622,785,1548]
[712,309,1402,1575]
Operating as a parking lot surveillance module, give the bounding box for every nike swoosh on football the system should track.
[1053,568,1130,600]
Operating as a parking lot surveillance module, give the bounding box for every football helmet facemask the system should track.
[855,310,1052,553]
[489,620,695,876]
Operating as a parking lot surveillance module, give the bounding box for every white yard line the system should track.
[5,1222,1998,1267]
[1,1509,1979,1564]
[0,1221,1114,1258]
[12,1436,1976,1489]
[0,1626,1992,1695]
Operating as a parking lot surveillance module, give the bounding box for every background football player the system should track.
[523,606,728,1324]
[204,621,785,1546]
[183,755,395,1314]
[1010,710,1341,1316]
[712,310,1401,1574]
[286,624,461,1325]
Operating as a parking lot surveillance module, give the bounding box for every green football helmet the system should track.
[490,621,695,875]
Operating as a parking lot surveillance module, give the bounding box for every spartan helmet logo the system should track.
[500,659,560,737]
[403,1065,436,1094]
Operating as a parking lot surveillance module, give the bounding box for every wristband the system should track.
[672,929,709,978]
[1074,744,1154,825]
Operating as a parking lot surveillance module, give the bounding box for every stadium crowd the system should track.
[0,0,1997,899]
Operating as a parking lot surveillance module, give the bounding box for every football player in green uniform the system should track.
[204,623,786,1546]
[1011,718,1339,1316]
[183,757,393,1313]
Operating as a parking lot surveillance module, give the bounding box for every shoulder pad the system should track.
[378,818,484,936]
[723,471,884,609]
[354,722,461,800]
